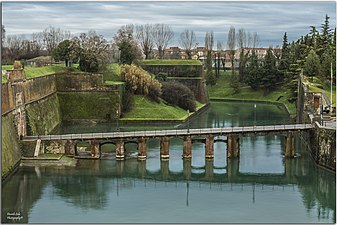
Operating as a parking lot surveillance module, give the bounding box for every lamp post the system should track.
[330,62,333,114]
[254,104,257,127]
[116,109,120,131]
[187,109,190,133]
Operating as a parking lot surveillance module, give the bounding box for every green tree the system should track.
[303,49,320,77]
[114,25,143,65]
[319,51,333,79]
[244,51,260,90]
[286,63,301,103]
[316,14,332,57]
[52,40,71,66]
[261,48,279,94]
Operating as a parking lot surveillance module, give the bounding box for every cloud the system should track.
[2,1,336,47]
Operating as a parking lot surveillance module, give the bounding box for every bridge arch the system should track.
[74,141,91,157]
[100,141,117,158]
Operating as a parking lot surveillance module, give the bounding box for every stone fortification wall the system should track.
[56,73,103,91]
[308,123,336,171]
[2,113,21,179]
[1,72,122,179]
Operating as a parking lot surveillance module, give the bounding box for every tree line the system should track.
[207,14,335,102]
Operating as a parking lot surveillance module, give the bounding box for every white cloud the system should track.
[2,1,336,47]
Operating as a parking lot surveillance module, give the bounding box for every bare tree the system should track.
[248,31,260,50]
[31,32,44,55]
[152,24,174,59]
[1,25,5,45]
[237,28,247,49]
[5,34,25,62]
[204,31,214,70]
[227,26,236,75]
[217,41,226,72]
[42,26,70,56]
[252,32,260,49]
[179,29,197,59]
[136,24,155,59]
[237,28,248,81]
[71,30,112,72]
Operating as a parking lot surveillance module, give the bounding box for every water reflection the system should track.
[2,156,335,223]
[2,101,335,223]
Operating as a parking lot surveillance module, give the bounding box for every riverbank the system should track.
[207,72,296,117]
[120,95,206,122]
[20,154,77,167]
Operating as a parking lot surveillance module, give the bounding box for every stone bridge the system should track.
[23,124,313,160]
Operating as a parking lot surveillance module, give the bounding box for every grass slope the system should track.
[2,64,81,83]
[208,71,296,115]
[303,76,336,107]
[121,95,204,121]
[142,59,202,65]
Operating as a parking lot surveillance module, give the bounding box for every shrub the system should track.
[119,64,162,102]
[79,56,99,72]
[162,81,196,112]
[155,72,168,82]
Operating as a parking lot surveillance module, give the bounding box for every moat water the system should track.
[2,101,336,223]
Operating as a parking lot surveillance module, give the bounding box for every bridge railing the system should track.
[23,123,313,141]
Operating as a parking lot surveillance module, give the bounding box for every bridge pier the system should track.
[183,159,192,180]
[90,140,100,158]
[183,136,192,158]
[205,135,214,159]
[205,159,214,179]
[285,132,295,158]
[65,140,77,156]
[160,160,169,179]
[227,135,240,158]
[137,137,147,160]
[227,158,239,180]
[116,140,125,160]
[160,137,170,160]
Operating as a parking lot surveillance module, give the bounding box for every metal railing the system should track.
[24,123,313,141]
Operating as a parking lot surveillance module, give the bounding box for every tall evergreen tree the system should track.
[244,52,260,90]
[303,49,321,77]
[279,32,290,72]
[261,48,279,94]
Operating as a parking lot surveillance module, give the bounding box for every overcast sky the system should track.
[2,1,336,48]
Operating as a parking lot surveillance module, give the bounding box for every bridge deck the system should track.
[23,124,313,141]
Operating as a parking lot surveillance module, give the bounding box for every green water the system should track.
[2,101,336,223]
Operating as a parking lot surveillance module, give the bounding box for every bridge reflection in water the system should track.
[2,156,335,223]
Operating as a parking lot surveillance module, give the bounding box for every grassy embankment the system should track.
[302,76,336,107]
[208,71,297,116]
[1,64,81,83]
[120,95,204,121]
[104,62,206,121]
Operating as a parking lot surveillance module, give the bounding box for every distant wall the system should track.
[142,64,203,77]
